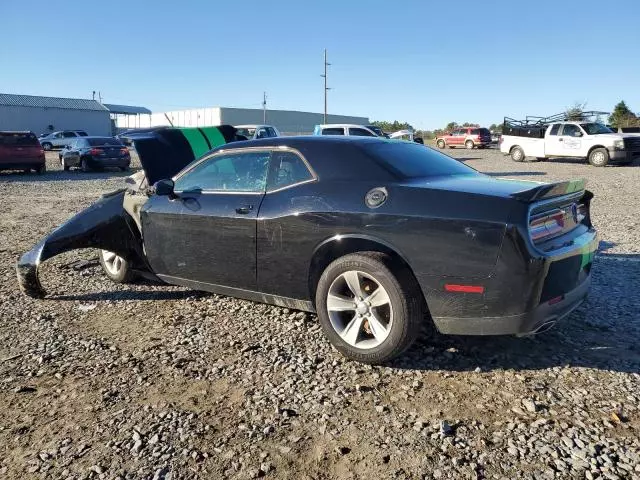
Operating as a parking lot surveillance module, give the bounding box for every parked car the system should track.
[389,129,415,142]
[18,128,598,364]
[39,130,88,150]
[436,127,492,149]
[501,114,640,166]
[0,131,46,173]
[234,125,280,140]
[59,137,130,172]
[313,124,378,137]
[491,132,502,144]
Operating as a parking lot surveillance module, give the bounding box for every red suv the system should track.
[436,127,492,149]
[0,131,46,173]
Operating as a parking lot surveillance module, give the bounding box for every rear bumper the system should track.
[0,160,45,171]
[433,272,590,335]
[68,156,130,168]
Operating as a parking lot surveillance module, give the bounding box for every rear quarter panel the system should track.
[256,180,511,301]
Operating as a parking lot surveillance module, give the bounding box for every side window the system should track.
[174,151,270,193]
[54,132,63,139]
[561,124,580,137]
[549,124,561,135]
[62,131,77,138]
[348,127,376,137]
[321,128,344,135]
[256,128,268,139]
[267,151,314,191]
[266,127,278,137]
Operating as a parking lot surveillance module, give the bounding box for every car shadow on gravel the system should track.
[392,253,640,375]
[0,169,140,182]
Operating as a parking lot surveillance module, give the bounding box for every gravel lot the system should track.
[1,148,639,480]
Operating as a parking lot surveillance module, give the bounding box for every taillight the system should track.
[89,148,102,155]
[529,209,565,242]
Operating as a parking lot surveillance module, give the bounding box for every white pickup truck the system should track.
[500,120,640,166]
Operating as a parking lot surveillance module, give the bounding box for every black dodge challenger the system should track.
[17,126,598,364]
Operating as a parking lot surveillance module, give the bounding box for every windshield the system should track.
[361,141,477,179]
[366,126,384,136]
[235,128,256,139]
[87,137,123,146]
[580,123,613,135]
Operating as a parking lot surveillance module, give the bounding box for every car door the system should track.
[140,149,271,290]
[543,123,563,156]
[449,129,461,146]
[63,139,79,164]
[555,124,583,156]
[50,132,65,148]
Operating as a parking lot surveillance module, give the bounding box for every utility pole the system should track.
[263,92,267,123]
[98,91,102,103]
[321,49,330,123]
[92,91,96,100]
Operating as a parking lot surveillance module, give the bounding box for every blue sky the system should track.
[2,0,639,130]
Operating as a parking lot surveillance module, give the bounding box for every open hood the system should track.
[121,125,239,185]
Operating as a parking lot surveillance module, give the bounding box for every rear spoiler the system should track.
[510,179,586,202]
[120,125,240,185]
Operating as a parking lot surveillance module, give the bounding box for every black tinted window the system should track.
[87,138,123,146]
[549,124,561,135]
[267,151,314,191]
[561,124,581,136]
[175,151,270,192]
[321,128,344,135]
[349,128,376,137]
[77,131,88,136]
[362,142,476,179]
[0,132,38,146]
[62,131,77,138]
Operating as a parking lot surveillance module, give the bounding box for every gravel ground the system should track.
[0,149,638,480]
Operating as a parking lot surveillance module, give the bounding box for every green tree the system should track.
[609,100,638,128]
[565,101,587,120]
[370,120,414,134]
[445,122,458,132]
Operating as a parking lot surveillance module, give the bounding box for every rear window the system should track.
[0,132,39,146]
[87,137,123,146]
[471,128,490,135]
[362,141,477,179]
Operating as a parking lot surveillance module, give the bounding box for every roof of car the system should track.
[235,124,277,129]
[316,124,372,129]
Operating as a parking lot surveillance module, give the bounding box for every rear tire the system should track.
[36,164,46,174]
[465,140,474,149]
[588,148,609,167]
[42,142,52,151]
[315,252,424,364]
[436,139,446,149]
[81,157,90,172]
[510,146,525,162]
[98,250,136,283]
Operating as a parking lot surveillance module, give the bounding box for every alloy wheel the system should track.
[326,270,393,349]
[101,250,124,276]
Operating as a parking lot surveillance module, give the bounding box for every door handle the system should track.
[559,138,563,142]
[235,204,254,214]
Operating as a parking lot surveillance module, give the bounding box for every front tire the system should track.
[465,140,474,149]
[436,139,446,149]
[588,148,609,167]
[98,250,136,283]
[315,252,423,364]
[42,142,52,151]
[510,146,525,162]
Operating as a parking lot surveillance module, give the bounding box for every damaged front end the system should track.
[16,189,148,298]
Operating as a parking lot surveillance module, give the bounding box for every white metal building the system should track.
[115,107,369,135]
[0,93,112,136]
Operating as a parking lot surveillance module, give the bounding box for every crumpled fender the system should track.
[16,189,147,298]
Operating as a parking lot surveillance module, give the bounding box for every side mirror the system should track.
[154,179,176,198]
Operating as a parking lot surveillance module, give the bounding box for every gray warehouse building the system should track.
[0,93,112,136]
[117,106,369,135]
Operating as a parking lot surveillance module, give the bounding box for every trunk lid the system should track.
[121,125,239,185]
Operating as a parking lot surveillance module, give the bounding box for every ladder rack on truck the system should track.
[503,112,609,138]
